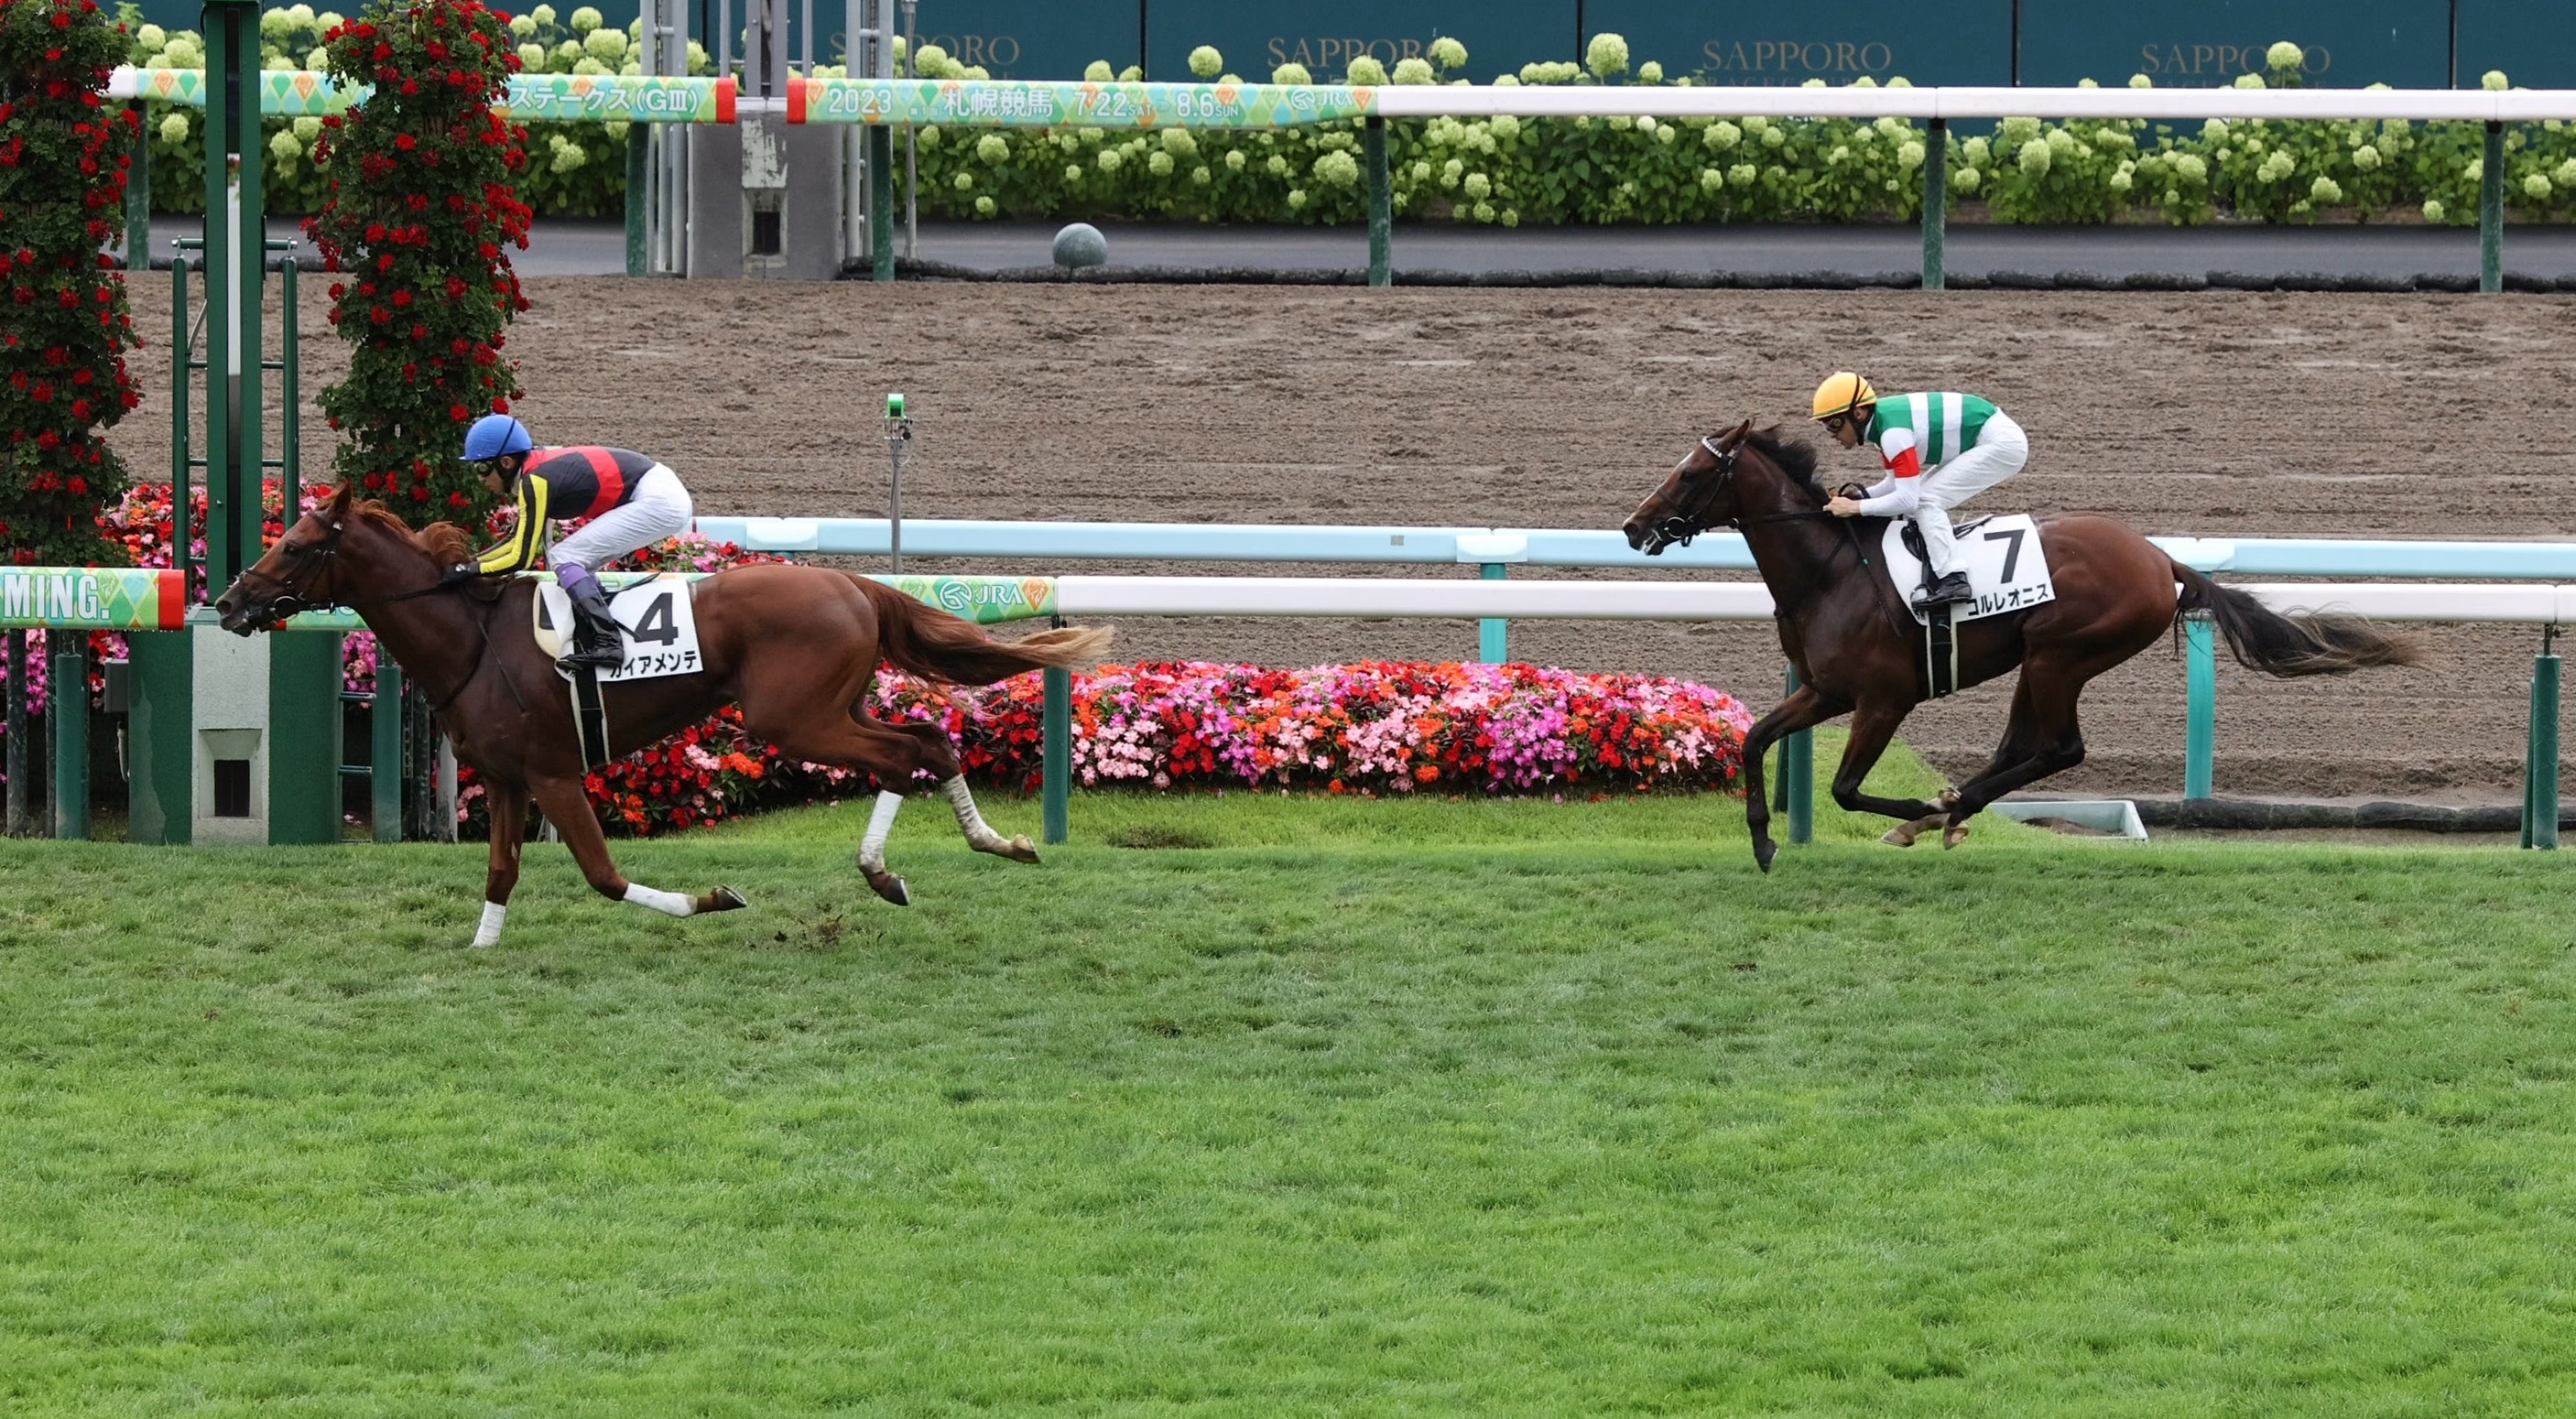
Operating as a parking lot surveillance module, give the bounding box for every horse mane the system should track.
[1739,426,1826,501]
[342,494,478,565]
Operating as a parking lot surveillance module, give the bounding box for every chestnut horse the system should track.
[1624,422,2418,870]
[214,483,1110,945]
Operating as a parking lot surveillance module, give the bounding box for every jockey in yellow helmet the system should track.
[1811,372,2029,607]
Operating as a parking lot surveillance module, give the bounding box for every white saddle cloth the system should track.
[1883,514,2058,625]
[531,573,704,682]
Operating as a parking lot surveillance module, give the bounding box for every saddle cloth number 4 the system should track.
[536,574,704,682]
[1882,513,2057,625]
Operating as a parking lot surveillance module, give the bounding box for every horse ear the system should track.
[329,481,356,514]
[1728,418,1754,442]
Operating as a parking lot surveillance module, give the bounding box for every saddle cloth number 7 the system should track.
[1882,513,2058,625]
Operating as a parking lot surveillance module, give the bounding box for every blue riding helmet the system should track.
[462,414,533,463]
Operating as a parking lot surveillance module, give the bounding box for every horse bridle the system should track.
[228,517,516,713]
[1646,435,1745,551]
[228,517,350,629]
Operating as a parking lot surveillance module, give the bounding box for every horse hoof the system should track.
[864,869,911,906]
[704,884,749,913]
[1754,840,1777,873]
[1003,834,1040,864]
[1881,825,1919,847]
[1942,823,1972,850]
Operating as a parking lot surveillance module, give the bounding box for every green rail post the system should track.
[202,0,266,592]
[1477,563,1507,662]
[1364,116,1391,287]
[1780,663,1812,845]
[125,103,151,271]
[171,254,190,597]
[2526,636,2559,850]
[278,255,297,497]
[868,124,896,282]
[625,124,648,276]
[2481,120,2504,294]
[1920,117,1946,292]
[372,659,404,844]
[1042,662,1071,845]
[51,648,87,841]
[2185,611,2216,798]
[5,631,24,836]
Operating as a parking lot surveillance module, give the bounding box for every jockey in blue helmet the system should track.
[451,414,695,671]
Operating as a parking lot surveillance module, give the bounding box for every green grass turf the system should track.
[3,734,2573,1414]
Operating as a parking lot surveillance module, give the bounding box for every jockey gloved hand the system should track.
[440,562,477,587]
[1834,482,1872,503]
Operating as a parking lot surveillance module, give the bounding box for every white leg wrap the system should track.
[942,774,1011,851]
[860,790,904,872]
[623,882,696,917]
[472,901,506,948]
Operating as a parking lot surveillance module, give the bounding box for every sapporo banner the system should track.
[1145,0,1569,85]
[2018,0,2451,89]
[1581,0,2009,87]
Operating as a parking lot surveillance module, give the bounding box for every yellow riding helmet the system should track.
[1810,372,1876,422]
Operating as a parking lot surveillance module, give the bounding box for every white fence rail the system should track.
[1053,576,2576,624]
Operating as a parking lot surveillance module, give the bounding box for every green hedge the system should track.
[120,16,2576,227]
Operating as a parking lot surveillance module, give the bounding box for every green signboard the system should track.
[2020,0,2452,89]
[2459,0,2576,88]
[1582,0,2010,87]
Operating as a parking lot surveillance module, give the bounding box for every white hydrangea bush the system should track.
[120,23,2576,228]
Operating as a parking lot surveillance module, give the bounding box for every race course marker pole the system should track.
[884,393,910,574]
[1920,117,1946,292]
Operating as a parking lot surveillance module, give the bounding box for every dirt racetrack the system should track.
[113,278,2576,800]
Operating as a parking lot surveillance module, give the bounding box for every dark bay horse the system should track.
[1624,422,2418,870]
[214,483,1111,944]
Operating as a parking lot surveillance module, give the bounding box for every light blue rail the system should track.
[693,517,2576,580]
[697,515,2573,814]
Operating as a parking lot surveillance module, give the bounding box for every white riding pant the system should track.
[1914,415,2027,578]
[547,463,693,575]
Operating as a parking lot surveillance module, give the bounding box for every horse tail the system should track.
[853,576,1114,686]
[2168,559,2422,677]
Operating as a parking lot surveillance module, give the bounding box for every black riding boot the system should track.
[1915,569,1973,607]
[563,578,626,671]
